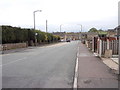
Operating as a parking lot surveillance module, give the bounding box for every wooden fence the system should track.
[85,37,119,57]
[99,39,118,56]
[109,40,119,55]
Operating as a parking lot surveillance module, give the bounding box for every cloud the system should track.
[0,0,119,31]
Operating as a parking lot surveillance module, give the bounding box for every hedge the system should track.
[2,25,60,45]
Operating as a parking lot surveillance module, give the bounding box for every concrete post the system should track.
[107,39,110,50]
[97,38,99,54]
[99,39,102,57]
[65,33,67,41]
[92,37,94,52]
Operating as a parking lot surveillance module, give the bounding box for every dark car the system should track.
[66,40,70,42]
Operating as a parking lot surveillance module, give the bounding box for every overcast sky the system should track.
[0,0,119,32]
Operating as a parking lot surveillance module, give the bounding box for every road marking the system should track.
[77,47,79,57]
[73,47,79,89]
[0,57,27,67]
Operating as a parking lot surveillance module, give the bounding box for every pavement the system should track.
[77,42,118,88]
[101,58,119,74]
[93,53,119,75]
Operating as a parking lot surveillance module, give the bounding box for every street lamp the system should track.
[33,10,42,46]
[33,10,42,30]
[60,24,63,32]
[46,20,48,32]
[77,24,82,40]
[60,24,67,41]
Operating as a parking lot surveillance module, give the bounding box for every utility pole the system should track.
[33,12,36,30]
[46,20,48,32]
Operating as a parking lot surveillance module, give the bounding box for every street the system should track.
[1,41,119,88]
[2,41,78,88]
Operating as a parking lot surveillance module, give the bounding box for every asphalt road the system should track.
[2,41,78,88]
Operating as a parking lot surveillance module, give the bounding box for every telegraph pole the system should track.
[46,20,48,32]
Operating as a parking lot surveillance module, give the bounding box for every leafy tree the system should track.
[88,28,98,33]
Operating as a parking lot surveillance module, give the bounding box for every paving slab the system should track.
[78,43,118,88]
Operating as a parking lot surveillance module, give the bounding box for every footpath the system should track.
[77,42,118,88]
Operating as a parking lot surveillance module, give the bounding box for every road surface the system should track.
[2,41,78,88]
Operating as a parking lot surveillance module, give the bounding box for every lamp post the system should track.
[60,24,67,41]
[77,24,82,40]
[33,10,42,46]
[46,20,48,32]
[33,10,42,30]
[60,24,63,32]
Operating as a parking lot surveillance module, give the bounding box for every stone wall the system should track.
[1,43,27,51]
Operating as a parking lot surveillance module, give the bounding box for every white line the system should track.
[73,57,78,89]
[73,47,79,89]
[0,57,27,66]
[75,58,78,73]
[77,47,79,57]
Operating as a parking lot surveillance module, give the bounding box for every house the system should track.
[107,29,117,37]
[52,32,79,41]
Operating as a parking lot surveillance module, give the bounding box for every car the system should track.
[60,39,65,42]
[66,40,70,42]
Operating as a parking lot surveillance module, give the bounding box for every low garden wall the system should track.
[1,43,27,51]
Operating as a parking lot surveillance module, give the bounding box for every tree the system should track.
[88,28,98,33]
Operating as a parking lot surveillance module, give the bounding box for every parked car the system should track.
[66,40,70,42]
[60,39,65,42]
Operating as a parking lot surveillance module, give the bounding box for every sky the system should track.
[0,0,119,32]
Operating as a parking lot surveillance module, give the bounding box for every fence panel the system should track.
[109,40,118,55]
[101,40,107,55]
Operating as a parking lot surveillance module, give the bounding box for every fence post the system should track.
[92,37,94,52]
[99,39,102,57]
[107,39,110,50]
